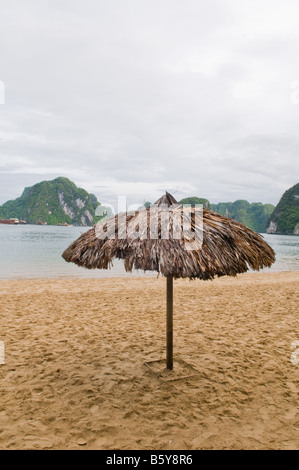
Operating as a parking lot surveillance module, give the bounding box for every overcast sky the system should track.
[0,0,298,209]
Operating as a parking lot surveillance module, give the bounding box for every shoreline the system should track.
[1,271,298,450]
[0,269,298,282]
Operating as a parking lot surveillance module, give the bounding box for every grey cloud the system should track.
[0,0,298,207]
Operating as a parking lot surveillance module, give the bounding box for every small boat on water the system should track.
[0,218,19,225]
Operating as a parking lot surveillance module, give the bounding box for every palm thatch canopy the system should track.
[62,192,275,371]
[62,192,275,280]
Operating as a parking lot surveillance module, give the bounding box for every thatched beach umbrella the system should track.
[62,192,275,370]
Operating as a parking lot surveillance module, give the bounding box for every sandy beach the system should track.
[0,271,298,450]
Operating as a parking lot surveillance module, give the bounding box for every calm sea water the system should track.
[0,225,298,280]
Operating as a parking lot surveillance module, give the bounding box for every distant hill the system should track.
[179,197,211,209]
[211,200,275,233]
[179,197,275,233]
[267,183,299,235]
[0,177,105,226]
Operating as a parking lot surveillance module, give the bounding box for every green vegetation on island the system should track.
[179,197,211,209]
[179,197,275,233]
[1,177,297,233]
[0,177,105,226]
[211,200,275,233]
[267,183,299,235]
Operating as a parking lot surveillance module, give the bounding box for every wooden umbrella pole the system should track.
[166,276,173,370]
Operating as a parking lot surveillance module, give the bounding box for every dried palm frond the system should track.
[62,192,275,279]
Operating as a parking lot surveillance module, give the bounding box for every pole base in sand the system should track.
[144,358,199,382]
